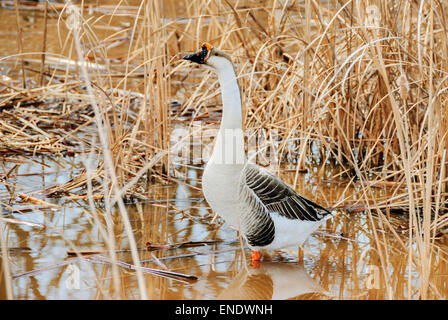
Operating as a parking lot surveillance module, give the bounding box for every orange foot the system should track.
[250,250,262,268]
[251,250,262,261]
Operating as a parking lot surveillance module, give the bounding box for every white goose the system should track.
[183,43,333,262]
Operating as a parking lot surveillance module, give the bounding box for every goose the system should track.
[183,43,334,263]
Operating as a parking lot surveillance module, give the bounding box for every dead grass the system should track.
[1,0,448,299]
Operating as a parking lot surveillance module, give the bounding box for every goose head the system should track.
[182,43,235,73]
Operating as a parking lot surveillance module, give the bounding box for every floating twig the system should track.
[18,193,61,208]
[145,240,223,251]
[12,260,72,279]
[83,255,198,282]
[0,217,45,229]
[140,246,247,264]
[66,248,146,256]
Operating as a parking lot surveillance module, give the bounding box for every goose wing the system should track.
[238,164,331,247]
[240,164,331,221]
[239,164,331,246]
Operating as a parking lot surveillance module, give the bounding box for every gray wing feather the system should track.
[240,164,331,222]
[238,166,276,247]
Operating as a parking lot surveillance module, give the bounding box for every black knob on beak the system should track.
[182,44,210,64]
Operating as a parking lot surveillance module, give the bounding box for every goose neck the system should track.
[209,63,245,165]
[216,65,242,130]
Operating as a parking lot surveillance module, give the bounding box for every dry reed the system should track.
[1,0,448,299]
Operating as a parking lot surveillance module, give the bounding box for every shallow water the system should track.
[2,154,447,300]
[1,1,448,300]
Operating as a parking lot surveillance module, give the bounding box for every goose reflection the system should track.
[217,262,328,300]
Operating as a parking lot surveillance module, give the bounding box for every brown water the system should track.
[0,157,387,299]
[1,1,448,300]
[3,154,448,300]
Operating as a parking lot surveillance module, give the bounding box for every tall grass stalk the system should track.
[0,224,13,300]
[65,2,148,300]
[13,0,26,89]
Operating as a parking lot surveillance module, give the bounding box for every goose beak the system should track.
[182,43,212,64]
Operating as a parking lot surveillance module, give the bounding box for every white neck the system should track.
[217,63,242,130]
[208,58,245,165]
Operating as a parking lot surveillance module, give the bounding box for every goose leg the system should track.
[250,250,261,268]
[251,250,262,261]
[250,250,262,268]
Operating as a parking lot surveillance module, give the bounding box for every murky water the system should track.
[1,1,448,300]
[3,154,447,300]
